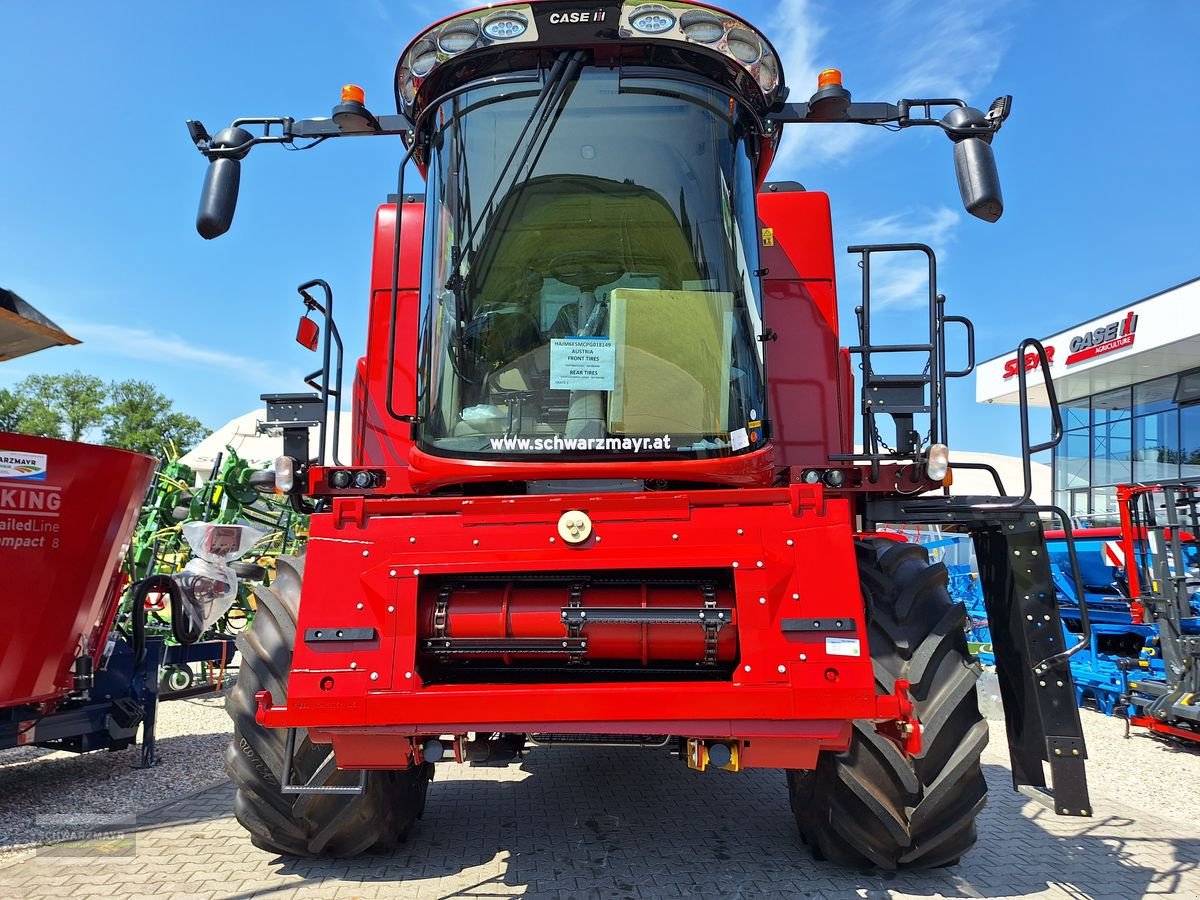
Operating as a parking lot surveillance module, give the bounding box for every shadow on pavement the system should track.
[203,751,1199,899]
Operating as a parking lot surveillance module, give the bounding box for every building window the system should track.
[1134,376,1178,416]
[1133,410,1179,481]
[1092,417,1132,486]
[1092,387,1132,427]
[1182,405,1200,481]
[1055,429,1090,491]
[1063,396,1090,431]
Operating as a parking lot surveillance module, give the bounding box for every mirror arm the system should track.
[188,113,415,160]
[769,97,1008,139]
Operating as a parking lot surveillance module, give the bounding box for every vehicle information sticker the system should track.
[729,427,750,451]
[0,449,48,481]
[825,637,861,657]
[550,338,615,391]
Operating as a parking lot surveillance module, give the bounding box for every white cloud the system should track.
[884,1,1012,101]
[767,0,872,168]
[61,320,301,388]
[769,0,1013,171]
[841,206,962,310]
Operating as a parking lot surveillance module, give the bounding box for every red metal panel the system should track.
[357,202,424,476]
[0,436,155,708]
[757,191,846,471]
[405,444,777,493]
[260,487,876,759]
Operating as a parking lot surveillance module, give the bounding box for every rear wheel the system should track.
[789,538,988,869]
[225,556,433,856]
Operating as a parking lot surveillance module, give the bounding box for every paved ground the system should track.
[2,716,1199,899]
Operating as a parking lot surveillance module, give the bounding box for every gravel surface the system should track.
[0,692,232,859]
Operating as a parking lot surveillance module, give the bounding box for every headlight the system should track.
[756,53,779,92]
[680,8,723,43]
[630,4,676,34]
[725,27,762,64]
[408,39,438,77]
[438,19,480,54]
[275,456,295,493]
[483,11,528,40]
[926,444,950,481]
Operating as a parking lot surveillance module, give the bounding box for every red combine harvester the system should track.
[188,1,1093,867]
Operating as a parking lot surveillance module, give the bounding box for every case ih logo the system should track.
[1065,310,1138,365]
[1001,310,1140,379]
[548,9,607,23]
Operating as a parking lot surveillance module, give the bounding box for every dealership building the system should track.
[975,277,1200,522]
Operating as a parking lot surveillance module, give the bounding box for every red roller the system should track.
[417,580,737,666]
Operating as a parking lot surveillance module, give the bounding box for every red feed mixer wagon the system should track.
[0,437,159,754]
[187,0,1094,867]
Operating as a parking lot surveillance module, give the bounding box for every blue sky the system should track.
[2,1,1198,456]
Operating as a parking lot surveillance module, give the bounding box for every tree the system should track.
[0,388,19,432]
[102,379,206,455]
[3,371,106,440]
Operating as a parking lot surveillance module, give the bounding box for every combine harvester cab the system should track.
[0,434,158,752]
[188,0,1093,867]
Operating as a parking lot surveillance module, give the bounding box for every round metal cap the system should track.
[557,510,593,545]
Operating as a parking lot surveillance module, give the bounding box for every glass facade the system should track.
[1053,372,1200,522]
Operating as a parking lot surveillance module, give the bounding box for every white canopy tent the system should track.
[181,409,353,475]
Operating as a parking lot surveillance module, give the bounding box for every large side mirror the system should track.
[943,107,1004,223]
[953,138,1003,223]
[195,126,254,239]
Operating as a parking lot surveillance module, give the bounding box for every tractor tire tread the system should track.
[225,554,430,857]
[790,537,988,869]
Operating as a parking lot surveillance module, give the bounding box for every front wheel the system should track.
[789,538,988,869]
[225,556,432,856]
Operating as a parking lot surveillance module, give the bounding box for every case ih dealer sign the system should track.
[1002,310,1139,380]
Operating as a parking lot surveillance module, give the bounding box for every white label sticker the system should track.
[0,450,48,482]
[825,637,861,657]
[550,338,616,391]
[729,427,750,451]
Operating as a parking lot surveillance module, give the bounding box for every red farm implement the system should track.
[187,0,1092,867]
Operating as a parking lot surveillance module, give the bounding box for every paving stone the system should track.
[1,734,1198,898]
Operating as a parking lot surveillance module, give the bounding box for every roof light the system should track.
[756,53,779,92]
[817,68,842,89]
[680,8,723,43]
[630,4,676,34]
[725,27,762,64]
[483,10,528,40]
[438,18,480,54]
[409,39,438,77]
[341,84,365,104]
[399,72,417,105]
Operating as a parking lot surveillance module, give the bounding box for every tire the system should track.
[789,538,988,869]
[225,555,433,856]
[160,664,195,694]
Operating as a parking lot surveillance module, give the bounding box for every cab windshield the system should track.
[418,67,765,459]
